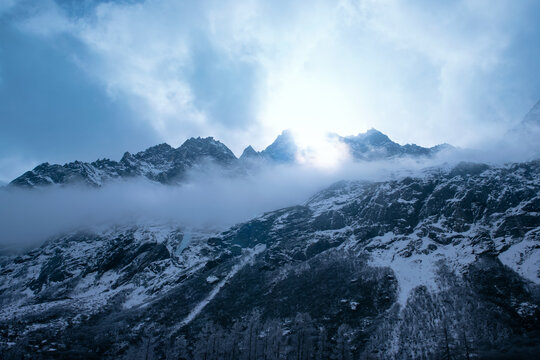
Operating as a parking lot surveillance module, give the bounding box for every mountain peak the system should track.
[177,136,237,164]
[120,151,134,162]
[261,130,297,163]
[344,128,394,146]
[143,143,173,153]
[353,128,392,144]
[341,129,446,160]
[240,145,261,160]
[365,128,383,135]
[179,136,228,152]
[180,136,217,146]
[134,143,174,162]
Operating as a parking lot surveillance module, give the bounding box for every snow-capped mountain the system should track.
[10,137,237,187]
[1,160,538,358]
[340,129,452,161]
[240,130,298,163]
[10,129,452,188]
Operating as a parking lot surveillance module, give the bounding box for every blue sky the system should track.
[1,0,540,182]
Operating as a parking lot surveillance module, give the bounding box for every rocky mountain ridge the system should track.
[10,136,237,188]
[10,129,451,188]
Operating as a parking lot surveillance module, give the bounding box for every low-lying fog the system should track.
[0,133,538,252]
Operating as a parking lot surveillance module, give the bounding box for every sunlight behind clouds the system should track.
[290,129,352,170]
[5,0,540,155]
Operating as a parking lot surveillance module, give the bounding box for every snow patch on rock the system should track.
[499,239,540,284]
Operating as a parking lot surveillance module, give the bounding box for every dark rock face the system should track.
[0,160,538,358]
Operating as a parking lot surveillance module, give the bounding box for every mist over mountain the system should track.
[1,103,540,359]
[1,155,539,359]
[1,0,540,357]
[522,99,540,126]
[9,129,452,188]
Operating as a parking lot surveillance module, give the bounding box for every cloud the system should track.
[0,155,461,251]
[17,0,74,35]
[7,0,540,154]
[0,15,163,182]
[1,0,538,258]
[0,156,37,183]
[13,0,265,151]
[0,0,17,15]
[1,129,538,252]
[249,0,534,147]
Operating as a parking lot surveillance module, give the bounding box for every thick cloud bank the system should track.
[1,134,538,253]
[0,158,442,250]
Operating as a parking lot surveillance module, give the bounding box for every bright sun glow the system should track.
[289,128,352,169]
[258,57,372,152]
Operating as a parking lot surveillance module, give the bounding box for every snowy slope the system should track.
[0,160,539,359]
